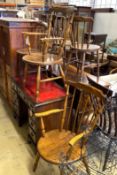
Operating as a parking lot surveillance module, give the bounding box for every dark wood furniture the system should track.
[33,80,105,175]
[107,54,117,73]
[75,6,92,16]
[0,10,18,17]
[0,18,42,105]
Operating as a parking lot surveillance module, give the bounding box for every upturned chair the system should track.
[66,16,100,81]
[22,5,75,98]
[32,80,105,175]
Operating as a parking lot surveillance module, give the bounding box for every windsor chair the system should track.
[32,80,105,174]
[88,73,117,171]
[66,16,100,82]
[22,5,75,98]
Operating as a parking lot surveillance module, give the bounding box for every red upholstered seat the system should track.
[15,74,66,103]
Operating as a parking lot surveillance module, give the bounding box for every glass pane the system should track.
[112,0,116,3]
[95,0,101,7]
[101,0,106,5]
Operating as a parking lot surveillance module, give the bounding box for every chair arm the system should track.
[109,67,117,74]
[69,129,90,146]
[34,109,64,118]
[40,37,64,42]
[22,32,47,36]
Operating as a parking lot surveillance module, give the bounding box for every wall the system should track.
[93,13,117,43]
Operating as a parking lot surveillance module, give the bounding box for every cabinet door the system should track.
[0,26,7,97]
[0,59,7,97]
[1,27,11,65]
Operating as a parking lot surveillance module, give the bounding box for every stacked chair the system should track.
[22,5,75,99]
[20,5,108,174]
[65,15,100,82]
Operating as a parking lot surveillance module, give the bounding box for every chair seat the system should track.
[22,53,63,65]
[71,44,100,52]
[17,48,40,55]
[37,129,86,165]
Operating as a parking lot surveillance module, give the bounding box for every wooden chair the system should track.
[66,16,100,81]
[32,80,105,174]
[22,5,75,98]
[88,74,117,171]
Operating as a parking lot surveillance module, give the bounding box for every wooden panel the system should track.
[0,59,7,97]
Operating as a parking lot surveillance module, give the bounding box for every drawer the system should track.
[28,127,37,144]
[29,115,37,132]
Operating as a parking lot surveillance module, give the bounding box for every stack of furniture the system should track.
[12,5,75,143]
[0,18,39,105]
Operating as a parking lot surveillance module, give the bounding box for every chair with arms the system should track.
[32,80,105,175]
[88,73,117,171]
[22,5,75,99]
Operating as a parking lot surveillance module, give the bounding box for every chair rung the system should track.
[34,109,64,117]
[40,76,62,82]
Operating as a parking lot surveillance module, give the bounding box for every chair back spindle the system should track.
[71,16,93,50]
[35,81,105,138]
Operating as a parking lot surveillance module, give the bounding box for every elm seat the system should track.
[22,53,63,65]
[38,129,86,164]
[71,44,100,52]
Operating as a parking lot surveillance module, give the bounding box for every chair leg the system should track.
[81,52,86,78]
[102,139,112,171]
[96,50,100,82]
[36,66,41,98]
[60,169,64,175]
[23,63,28,85]
[33,153,40,172]
[82,156,91,175]
[59,65,65,82]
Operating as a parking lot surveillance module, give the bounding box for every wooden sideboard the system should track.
[0,18,45,105]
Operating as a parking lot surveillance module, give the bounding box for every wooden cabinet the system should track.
[0,18,40,104]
